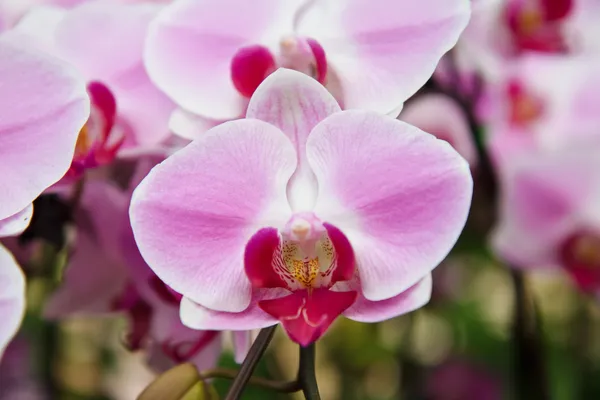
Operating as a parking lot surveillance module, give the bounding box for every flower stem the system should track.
[199,368,300,393]
[224,326,277,400]
[510,269,549,400]
[298,343,321,400]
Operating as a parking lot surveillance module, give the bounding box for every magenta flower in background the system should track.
[0,33,89,357]
[400,94,477,167]
[12,0,175,178]
[484,54,600,166]
[129,69,473,346]
[144,0,471,138]
[504,0,573,53]
[456,0,578,82]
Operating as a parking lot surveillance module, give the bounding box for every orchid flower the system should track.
[0,33,89,357]
[456,0,576,82]
[144,0,471,138]
[130,70,473,346]
[400,94,477,167]
[484,54,600,166]
[12,0,175,179]
[492,140,600,295]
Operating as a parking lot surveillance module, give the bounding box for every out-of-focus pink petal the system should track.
[54,1,158,81]
[341,275,432,322]
[180,290,284,331]
[144,0,303,120]
[232,331,251,363]
[45,182,130,318]
[0,34,89,220]
[187,333,223,371]
[10,5,65,51]
[52,1,174,146]
[169,108,224,140]
[307,111,472,301]
[0,245,25,358]
[111,65,176,147]
[130,119,297,312]
[247,69,340,211]
[297,0,471,114]
[401,94,477,166]
[0,206,33,238]
[492,145,600,268]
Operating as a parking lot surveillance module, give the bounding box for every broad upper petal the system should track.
[144,0,303,120]
[297,0,471,114]
[130,119,297,312]
[307,110,472,301]
[247,69,341,211]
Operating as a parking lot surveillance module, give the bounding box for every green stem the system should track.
[574,293,593,399]
[224,326,277,400]
[199,368,299,393]
[298,343,321,400]
[510,269,549,400]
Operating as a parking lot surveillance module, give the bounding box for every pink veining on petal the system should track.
[259,288,357,346]
[231,45,277,98]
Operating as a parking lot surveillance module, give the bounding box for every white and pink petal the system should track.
[307,110,473,302]
[0,34,89,220]
[130,119,297,312]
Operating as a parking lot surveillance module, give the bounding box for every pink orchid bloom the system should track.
[484,54,600,166]
[144,0,471,137]
[504,0,574,54]
[492,139,600,294]
[12,0,175,179]
[456,0,578,81]
[45,171,248,369]
[130,70,473,346]
[400,94,477,167]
